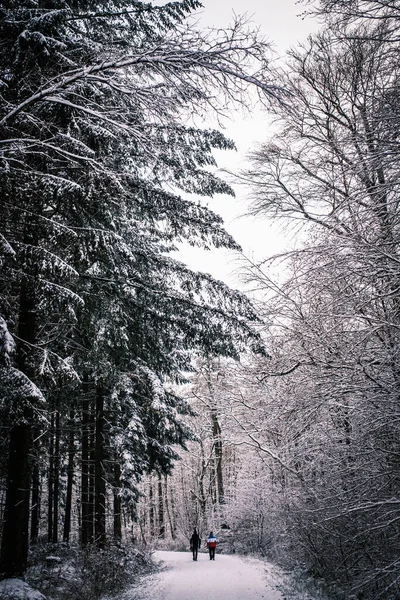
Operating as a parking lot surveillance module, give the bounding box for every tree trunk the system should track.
[0,425,32,577]
[113,462,122,542]
[149,480,155,538]
[198,444,208,528]
[164,476,176,540]
[47,406,55,543]
[52,410,60,543]
[88,399,95,542]
[158,474,165,538]
[94,381,106,547]
[211,409,225,504]
[0,257,37,575]
[30,449,40,545]
[63,410,75,543]
[206,364,224,506]
[81,386,91,545]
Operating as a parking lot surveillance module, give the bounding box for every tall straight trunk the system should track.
[47,406,55,542]
[158,474,165,538]
[81,386,91,545]
[52,410,60,543]
[63,410,75,543]
[113,462,122,542]
[206,363,224,505]
[164,476,176,540]
[94,381,106,547]
[0,488,5,529]
[211,410,224,504]
[198,443,208,528]
[1,256,37,576]
[210,464,217,505]
[30,459,40,545]
[138,507,147,545]
[31,426,41,545]
[149,480,155,537]
[0,425,32,577]
[88,400,95,541]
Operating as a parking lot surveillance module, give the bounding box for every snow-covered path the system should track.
[134,550,285,600]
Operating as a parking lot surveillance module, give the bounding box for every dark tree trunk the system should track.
[149,480,155,537]
[47,407,55,543]
[88,400,95,542]
[81,387,91,545]
[0,253,37,575]
[210,464,217,505]
[0,425,32,577]
[63,410,75,543]
[206,364,224,505]
[198,443,208,528]
[158,474,165,538]
[31,426,41,545]
[113,462,122,542]
[30,458,40,545]
[94,381,106,547]
[164,476,176,540]
[52,410,60,543]
[211,410,225,504]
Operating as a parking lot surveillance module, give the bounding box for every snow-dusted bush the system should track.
[0,579,46,600]
[26,544,155,600]
[59,546,144,600]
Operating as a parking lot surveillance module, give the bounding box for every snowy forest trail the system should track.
[133,550,285,600]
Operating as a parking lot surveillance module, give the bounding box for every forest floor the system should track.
[0,547,336,600]
[124,550,333,600]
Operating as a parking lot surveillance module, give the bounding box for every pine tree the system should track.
[0,0,274,573]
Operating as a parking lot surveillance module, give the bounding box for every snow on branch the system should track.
[0,21,285,129]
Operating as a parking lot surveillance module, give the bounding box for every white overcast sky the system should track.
[171,0,320,289]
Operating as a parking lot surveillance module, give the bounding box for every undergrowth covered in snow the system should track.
[23,544,157,600]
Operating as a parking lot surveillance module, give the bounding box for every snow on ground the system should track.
[127,550,286,600]
[0,579,46,600]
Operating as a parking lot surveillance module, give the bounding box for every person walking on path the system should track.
[206,531,217,560]
[190,528,201,561]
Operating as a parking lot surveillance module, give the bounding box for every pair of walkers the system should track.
[190,529,217,561]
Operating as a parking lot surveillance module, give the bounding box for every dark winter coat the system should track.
[190,531,201,549]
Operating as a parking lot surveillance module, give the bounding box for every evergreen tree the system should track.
[0,0,274,574]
